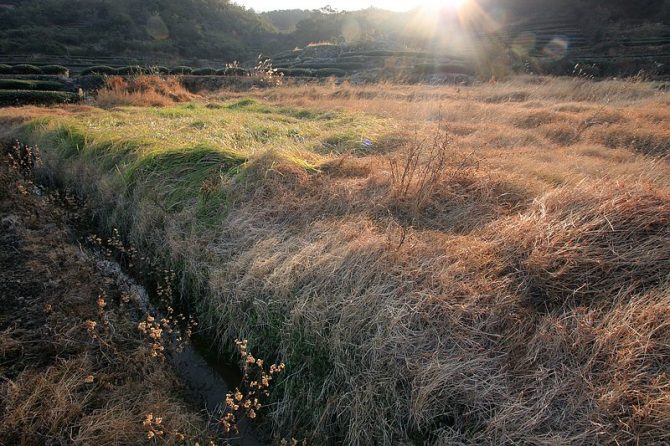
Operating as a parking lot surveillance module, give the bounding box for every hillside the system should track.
[1,0,668,76]
[0,0,279,65]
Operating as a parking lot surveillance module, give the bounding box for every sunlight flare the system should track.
[421,0,467,10]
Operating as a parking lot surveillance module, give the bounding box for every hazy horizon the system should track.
[233,0,422,12]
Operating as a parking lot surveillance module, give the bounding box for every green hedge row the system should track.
[273,67,348,78]
[191,67,251,76]
[0,63,352,79]
[79,65,251,76]
[0,79,67,91]
[313,68,347,77]
[0,63,351,78]
[352,50,428,57]
[80,65,118,75]
[170,66,193,74]
[275,68,314,77]
[80,65,151,75]
[292,62,366,70]
[192,67,217,76]
[0,64,69,76]
[0,90,77,106]
[414,63,475,76]
[217,67,248,76]
[41,65,70,75]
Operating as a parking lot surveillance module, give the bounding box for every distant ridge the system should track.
[1,0,668,76]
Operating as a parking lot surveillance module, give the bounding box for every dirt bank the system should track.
[0,146,223,445]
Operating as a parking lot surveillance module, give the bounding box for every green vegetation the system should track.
[414,63,475,76]
[0,79,67,91]
[9,99,392,237]
[192,68,217,76]
[1,0,667,78]
[14,101,390,224]
[312,68,347,77]
[81,66,118,76]
[170,66,194,75]
[0,0,279,61]
[0,64,67,76]
[0,90,76,106]
[217,67,248,76]
[7,64,43,75]
[39,65,69,76]
[116,66,146,76]
[75,63,343,79]
[275,68,314,77]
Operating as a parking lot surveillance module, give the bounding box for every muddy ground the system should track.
[0,149,218,444]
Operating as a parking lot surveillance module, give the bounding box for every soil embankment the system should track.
[0,147,263,445]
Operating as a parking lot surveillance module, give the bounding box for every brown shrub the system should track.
[384,129,532,233]
[388,167,531,233]
[96,75,194,107]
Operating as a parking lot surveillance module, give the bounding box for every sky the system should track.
[233,1,427,12]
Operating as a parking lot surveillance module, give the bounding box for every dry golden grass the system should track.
[96,75,195,107]
[2,75,670,444]
[201,76,670,444]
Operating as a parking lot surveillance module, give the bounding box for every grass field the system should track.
[1,76,670,444]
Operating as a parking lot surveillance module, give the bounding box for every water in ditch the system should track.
[87,247,265,445]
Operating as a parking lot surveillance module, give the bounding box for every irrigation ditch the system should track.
[87,246,265,446]
[1,140,270,445]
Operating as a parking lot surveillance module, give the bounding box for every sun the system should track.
[422,0,467,10]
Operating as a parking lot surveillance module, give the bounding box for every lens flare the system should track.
[422,0,467,10]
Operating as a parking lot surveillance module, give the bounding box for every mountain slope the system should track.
[0,0,278,63]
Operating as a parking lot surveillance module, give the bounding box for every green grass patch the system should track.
[277,107,321,120]
[123,144,246,213]
[152,107,191,119]
[226,98,257,109]
[14,99,392,225]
